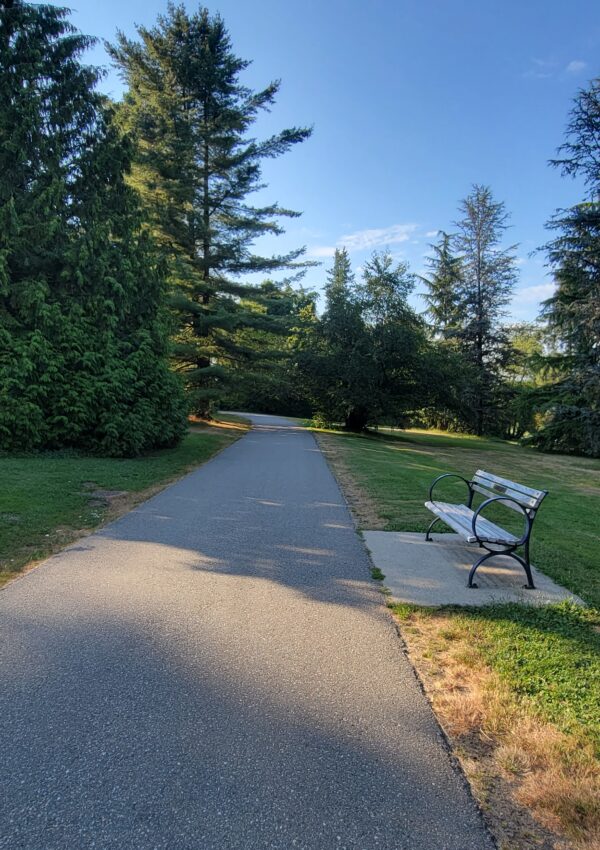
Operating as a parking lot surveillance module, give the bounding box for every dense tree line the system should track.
[0,1,598,456]
[0,0,187,455]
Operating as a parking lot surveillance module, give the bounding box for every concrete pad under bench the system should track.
[363,531,584,607]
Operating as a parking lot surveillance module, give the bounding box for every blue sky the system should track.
[52,0,599,320]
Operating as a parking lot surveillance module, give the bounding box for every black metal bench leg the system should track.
[425,516,441,541]
[511,552,536,589]
[467,551,495,588]
[468,550,536,590]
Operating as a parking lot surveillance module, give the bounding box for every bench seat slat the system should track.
[424,500,520,545]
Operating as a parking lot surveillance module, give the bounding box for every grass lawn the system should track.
[323,427,600,606]
[316,426,600,849]
[0,415,249,588]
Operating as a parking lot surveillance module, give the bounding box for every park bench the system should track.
[424,470,548,589]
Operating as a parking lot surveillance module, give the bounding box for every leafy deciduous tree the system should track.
[302,249,435,431]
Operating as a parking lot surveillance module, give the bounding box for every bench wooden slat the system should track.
[424,500,520,545]
[470,483,535,512]
[473,470,546,508]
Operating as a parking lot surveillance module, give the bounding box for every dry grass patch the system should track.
[188,413,251,433]
[393,605,600,850]
[315,432,385,529]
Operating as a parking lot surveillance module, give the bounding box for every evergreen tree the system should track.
[0,0,187,454]
[303,250,433,431]
[452,185,518,434]
[421,231,463,338]
[220,281,317,417]
[324,247,354,304]
[356,250,430,429]
[303,248,370,429]
[535,78,600,456]
[108,4,312,416]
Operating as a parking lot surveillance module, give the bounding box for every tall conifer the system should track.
[0,0,187,454]
[421,231,463,338]
[536,79,600,456]
[109,5,312,415]
[452,185,518,434]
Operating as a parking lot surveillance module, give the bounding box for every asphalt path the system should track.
[0,414,493,849]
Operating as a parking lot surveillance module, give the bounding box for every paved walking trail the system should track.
[0,415,493,850]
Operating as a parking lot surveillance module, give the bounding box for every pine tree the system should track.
[309,248,370,429]
[108,4,312,416]
[452,185,518,434]
[0,0,187,454]
[303,250,432,431]
[535,78,600,456]
[421,231,463,338]
[221,282,317,416]
[324,247,354,304]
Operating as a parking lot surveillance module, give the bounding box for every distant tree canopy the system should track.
[418,189,520,437]
[421,231,463,338]
[0,0,187,455]
[1,1,598,458]
[532,77,600,457]
[299,249,459,431]
[451,185,519,435]
[108,4,312,417]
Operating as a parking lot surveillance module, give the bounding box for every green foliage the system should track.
[302,248,443,431]
[497,322,548,440]
[109,5,312,416]
[421,231,464,338]
[0,429,241,584]
[457,602,600,748]
[419,193,521,437]
[392,600,600,752]
[0,0,187,456]
[451,185,519,435]
[322,426,600,606]
[220,282,317,416]
[531,79,600,456]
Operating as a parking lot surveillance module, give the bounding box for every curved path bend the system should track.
[0,415,492,850]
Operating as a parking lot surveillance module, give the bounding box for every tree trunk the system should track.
[345,406,369,432]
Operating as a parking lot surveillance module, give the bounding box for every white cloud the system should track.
[523,58,556,79]
[512,283,555,305]
[308,222,418,259]
[338,223,418,253]
[425,230,438,238]
[566,59,587,74]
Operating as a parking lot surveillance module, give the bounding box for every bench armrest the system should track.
[428,473,473,504]
[472,496,531,546]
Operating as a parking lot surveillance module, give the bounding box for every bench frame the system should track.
[425,471,548,589]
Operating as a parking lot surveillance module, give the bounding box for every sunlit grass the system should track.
[319,425,600,848]
[318,427,600,607]
[0,419,248,587]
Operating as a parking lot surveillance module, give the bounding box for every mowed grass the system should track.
[324,427,600,606]
[318,426,600,846]
[0,416,249,588]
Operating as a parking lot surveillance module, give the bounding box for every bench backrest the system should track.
[471,470,547,513]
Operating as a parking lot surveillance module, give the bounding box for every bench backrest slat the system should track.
[472,470,547,511]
